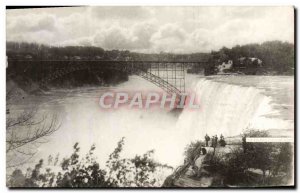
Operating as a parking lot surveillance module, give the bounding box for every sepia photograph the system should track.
[5,6,295,188]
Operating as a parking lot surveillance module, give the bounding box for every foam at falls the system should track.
[176,78,272,141]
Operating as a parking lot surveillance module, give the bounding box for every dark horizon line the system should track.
[6,39,294,55]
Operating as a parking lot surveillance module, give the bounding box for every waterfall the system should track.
[176,78,272,141]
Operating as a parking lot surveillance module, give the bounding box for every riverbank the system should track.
[163,133,294,187]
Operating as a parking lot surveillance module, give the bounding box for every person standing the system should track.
[215,135,218,147]
[205,134,210,147]
[242,136,247,153]
[211,136,215,147]
[219,134,226,147]
[220,134,224,141]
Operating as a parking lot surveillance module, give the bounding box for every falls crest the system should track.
[176,78,271,141]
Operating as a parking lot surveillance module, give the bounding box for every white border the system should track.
[0,0,298,192]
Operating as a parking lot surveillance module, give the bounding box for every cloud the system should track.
[131,22,156,49]
[92,22,157,51]
[152,23,186,41]
[60,36,94,47]
[150,23,188,52]
[6,6,294,53]
[30,15,56,32]
[90,6,153,20]
[6,13,62,44]
[7,14,57,33]
[96,26,134,50]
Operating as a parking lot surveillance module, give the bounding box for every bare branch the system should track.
[6,110,60,168]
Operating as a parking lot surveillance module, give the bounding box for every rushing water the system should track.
[8,74,294,171]
[177,75,294,141]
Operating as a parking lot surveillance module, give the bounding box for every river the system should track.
[8,74,294,173]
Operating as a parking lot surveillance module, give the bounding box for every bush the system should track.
[205,129,294,186]
[184,140,205,164]
[8,138,172,188]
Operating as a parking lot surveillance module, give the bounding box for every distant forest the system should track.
[6,41,209,62]
[206,41,294,75]
[7,40,294,75]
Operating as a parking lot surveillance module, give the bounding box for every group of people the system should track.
[204,134,226,147]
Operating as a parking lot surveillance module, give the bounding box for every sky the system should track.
[6,6,294,53]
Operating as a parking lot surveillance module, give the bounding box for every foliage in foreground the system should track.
[8,138,172,188]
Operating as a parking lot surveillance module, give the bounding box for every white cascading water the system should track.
[175,78,272,141]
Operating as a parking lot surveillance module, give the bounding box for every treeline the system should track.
[205,41,294,75]
[6,41,209,62]
[7,41,294,75]
[6,42,131,89]
[8,138,172,188]
[7,42,106,60]
[48,69,128,88]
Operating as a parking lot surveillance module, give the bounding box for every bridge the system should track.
[7,59,207,95]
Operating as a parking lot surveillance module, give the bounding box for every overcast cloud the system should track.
[6,6,294,53]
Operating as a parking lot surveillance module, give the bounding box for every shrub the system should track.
[8,138,172,188]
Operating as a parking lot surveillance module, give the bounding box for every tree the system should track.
[242,130,272,182]
[8,138,171,188]
[6,108,60,168]
[269,143,293,181]
[6,84,60,168]
[184,140,204,164]
[105,138,160,187]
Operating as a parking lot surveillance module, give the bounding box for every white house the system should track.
[217,60,233,73]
